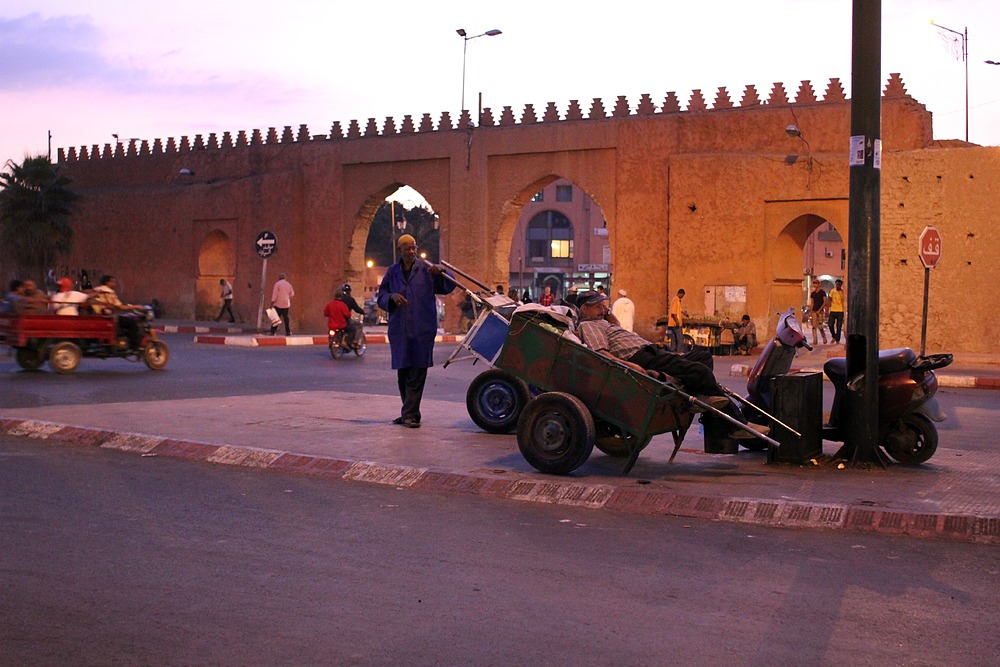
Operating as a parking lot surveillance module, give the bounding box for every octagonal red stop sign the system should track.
[919,226,942,269]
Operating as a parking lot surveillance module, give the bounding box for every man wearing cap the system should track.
[610,288,635,332]
[575,290,766,435]
[50,278,90,315]
[376,234,456,428]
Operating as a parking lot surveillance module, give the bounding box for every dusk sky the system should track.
[2,1,998,169]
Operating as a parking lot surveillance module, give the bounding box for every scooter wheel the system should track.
[881,413,938,464]
[329,340,344,359]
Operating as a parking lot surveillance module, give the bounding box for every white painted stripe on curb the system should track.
[939,376,977,388]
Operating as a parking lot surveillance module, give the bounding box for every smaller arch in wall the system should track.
[196,230,237,321]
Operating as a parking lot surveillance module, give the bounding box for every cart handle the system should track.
[440,260,495,293]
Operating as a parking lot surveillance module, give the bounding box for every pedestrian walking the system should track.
[377,234,456,428]
[215,278,235,322]
[270,273,294,336]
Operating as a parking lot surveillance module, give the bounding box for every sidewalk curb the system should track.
[3,417,997,545]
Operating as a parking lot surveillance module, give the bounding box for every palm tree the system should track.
[0,156,79,282]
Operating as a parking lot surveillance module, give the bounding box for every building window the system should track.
[527,210,575,265]
[550,239,573,258]
[555,185,573,202]
[531,190,544,202]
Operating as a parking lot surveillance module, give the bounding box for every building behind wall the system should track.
[508,179,610,301]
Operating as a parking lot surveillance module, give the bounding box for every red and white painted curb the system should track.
[191,333,462,347]
[2,416,997,545]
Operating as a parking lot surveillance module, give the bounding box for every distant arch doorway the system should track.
[767,210,847,334]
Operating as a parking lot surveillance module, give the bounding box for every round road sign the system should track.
[255,231,277,259]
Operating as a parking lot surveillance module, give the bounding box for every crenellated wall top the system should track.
[57,74,912,163]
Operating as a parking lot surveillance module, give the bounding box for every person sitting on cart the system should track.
[575,290,766,433]
[92,275,142,349]
[4,279,50,314]
[50,277,91,316]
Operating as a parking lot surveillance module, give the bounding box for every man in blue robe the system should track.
[377,234,456,428]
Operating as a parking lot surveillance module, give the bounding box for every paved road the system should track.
[2,333,999,543]
[3,435,998,666]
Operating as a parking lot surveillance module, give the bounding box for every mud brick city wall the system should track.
[46,74,998,353]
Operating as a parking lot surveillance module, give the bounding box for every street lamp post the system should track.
[456,28,502,118]
[931,21,968,142]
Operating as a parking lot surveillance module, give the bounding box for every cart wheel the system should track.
[466,369,531,434]
[881,413,938,464]
[15,345,45,371]
[593,420,635,458]
[49,341,82,374]
[664,331,695,353]
[143,340,170,370]
[517,392,595,475]
[354,332,367,357]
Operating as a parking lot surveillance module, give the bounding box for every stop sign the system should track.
[919,226,942,269]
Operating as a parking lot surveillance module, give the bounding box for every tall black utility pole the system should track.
[841,0,885,465]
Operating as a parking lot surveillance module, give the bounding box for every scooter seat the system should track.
[823,347,915,382]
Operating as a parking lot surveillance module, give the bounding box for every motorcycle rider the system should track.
[323,289,354,348]
[92,275,143,350]
[338,283,365,347]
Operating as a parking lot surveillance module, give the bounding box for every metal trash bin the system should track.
[768,371,823,464]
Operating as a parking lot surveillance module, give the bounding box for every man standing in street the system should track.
[611,288,635,332]
[828,278,845,344]
[215,278,235,323]
[667,289,685,351]
[539,285,555,307]
[270,273,294,336]
[377,234,456,428]
[809,279,829,346]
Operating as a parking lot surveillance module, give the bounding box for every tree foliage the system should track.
[0,156,79,282]
[364,201,440,267]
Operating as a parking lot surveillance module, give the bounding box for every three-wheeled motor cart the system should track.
[0,309,169,374]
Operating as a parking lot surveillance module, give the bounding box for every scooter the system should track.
[328,320,366,359]
[742,307,953,464]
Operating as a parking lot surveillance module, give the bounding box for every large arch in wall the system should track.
[763,199,849,334]
[196,230,236,320]
[489,151,618,292]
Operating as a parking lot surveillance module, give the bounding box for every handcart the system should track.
[438,261,530,434]
[495,311,779,475]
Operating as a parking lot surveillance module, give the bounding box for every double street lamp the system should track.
[456,28,502,118]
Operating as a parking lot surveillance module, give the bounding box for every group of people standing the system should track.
[808,278,846,346]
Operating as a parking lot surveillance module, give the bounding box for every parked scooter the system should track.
[742,307,953,464]
[328,319,366,359]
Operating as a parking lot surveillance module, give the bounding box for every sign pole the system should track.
[920,267,930,356]
[253,230,278,333]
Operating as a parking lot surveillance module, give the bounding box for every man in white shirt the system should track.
[49,277,90,316]
[610,289,635,331]
[270,273,295,335]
